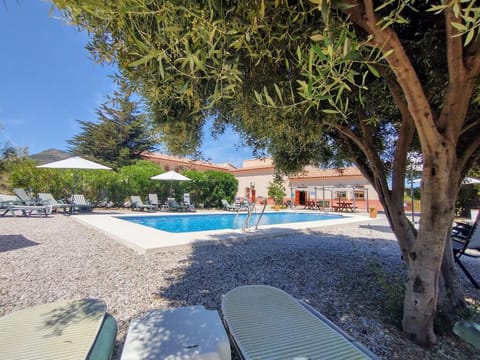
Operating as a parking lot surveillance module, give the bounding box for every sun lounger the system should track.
[0,298,117,360]
[1,203,52,217]
[130,196,156,212]
[147,193,160,209]
[166,197,189,212]
[222,285,378,360]
[38,192,71,214]
[71,194,94,213]
[452,211,480,288]
[121,305,230,360]
[222,199,240,212]
[13,188,41,205]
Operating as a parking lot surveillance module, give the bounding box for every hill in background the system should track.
[30,148,71,165]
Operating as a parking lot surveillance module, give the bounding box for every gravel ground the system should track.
[0,211,479,359]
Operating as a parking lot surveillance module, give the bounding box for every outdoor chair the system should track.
[70,194,94,213]
[13,188,41,205]
[222,199,239,212]
[222,285,378,359]
[130,195,156,212]
[452,212,480,289]
[148,193,160,209]
[167,197,189,212]
[239,199,252,211]
[37,192,70,214]
[0,298,117,360]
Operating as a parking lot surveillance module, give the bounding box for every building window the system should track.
[355,190,365,199]
[336,191,347,199]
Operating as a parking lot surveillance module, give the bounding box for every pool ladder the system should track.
[242,200,268,231]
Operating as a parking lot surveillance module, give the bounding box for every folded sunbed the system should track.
[222,285,378,360]
[0,298,117,360]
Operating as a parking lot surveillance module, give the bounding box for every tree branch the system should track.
[381,67,415,202]
[445,5,465,85]
[343,0,442,155]
[437,5,469,135]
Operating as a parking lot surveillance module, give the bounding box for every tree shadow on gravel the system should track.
[144,226,405,358]
[0,234,40,252]
[146,223,480,360]
[359,224,395,233]
[157,228,405,312]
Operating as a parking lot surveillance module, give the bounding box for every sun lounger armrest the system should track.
[87,313,117,360]
[299,300,379,359]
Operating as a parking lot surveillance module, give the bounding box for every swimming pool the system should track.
[116,212,343,233]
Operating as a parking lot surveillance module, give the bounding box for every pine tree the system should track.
[68,78,157,169]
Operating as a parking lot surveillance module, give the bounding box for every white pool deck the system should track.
[74,210,373,254]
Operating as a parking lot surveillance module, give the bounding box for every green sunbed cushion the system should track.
[0,299,107,360]
[88,313,118,360]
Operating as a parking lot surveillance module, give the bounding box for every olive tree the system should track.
[52,0,480,344]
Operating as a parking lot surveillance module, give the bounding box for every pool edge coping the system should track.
[73,211,376,255]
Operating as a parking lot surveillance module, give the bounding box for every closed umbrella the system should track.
[151,170,191,196]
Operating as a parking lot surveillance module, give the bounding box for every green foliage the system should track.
[50,1,480,179]
[68,78,158,169]
[116,160,164,202]
[5,157,237,208]
[267,176,286,205]
[0,145,29,192]
[456,185,480,217]
[183,169,238,208]
[7,159,161,205]
[0,144,28,172]
[46,0,480,341]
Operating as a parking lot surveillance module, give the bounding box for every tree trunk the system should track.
[400,150,460,345]
[373,164,466,344]
[402,230,444,344]
[437,230,467,322]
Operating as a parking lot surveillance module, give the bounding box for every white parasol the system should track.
[151,170,191,195]
[411,176,480,187]
[37,156,111,170]
[37,157,112,208]
[462,177,480,185]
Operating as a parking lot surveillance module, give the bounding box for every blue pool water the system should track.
[116,212,343,233]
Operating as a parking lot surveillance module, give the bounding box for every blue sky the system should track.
[0,1,254,168]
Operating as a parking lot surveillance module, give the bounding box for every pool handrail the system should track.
[255,201,268,230]
[242,201,254,231]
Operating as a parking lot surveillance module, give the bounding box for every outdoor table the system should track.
[333,201,355,212]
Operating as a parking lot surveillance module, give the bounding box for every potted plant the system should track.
[267,177,286,211]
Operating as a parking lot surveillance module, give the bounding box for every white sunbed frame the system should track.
[1,203,52,217]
